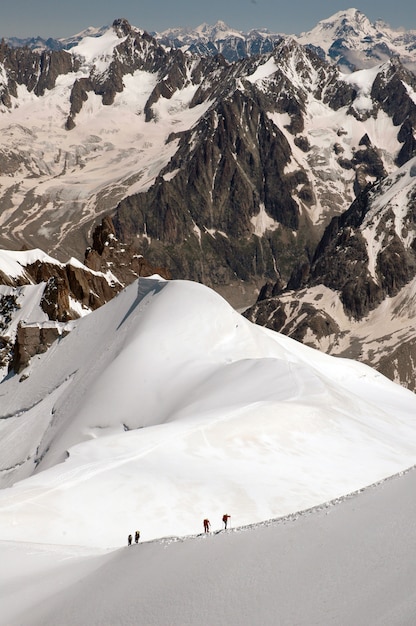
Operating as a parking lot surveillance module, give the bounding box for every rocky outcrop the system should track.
[20,259,120,321]
[282,180,416,320]
[84,216,171,284]
[9,323,69,375]
[1,219,170,377]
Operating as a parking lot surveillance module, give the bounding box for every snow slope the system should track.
[1,277,416,551]
[2,466,416,625]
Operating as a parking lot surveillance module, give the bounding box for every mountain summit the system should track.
[296,8,416,72]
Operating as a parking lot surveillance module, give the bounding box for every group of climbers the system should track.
[204,513,231,533]
[127,530,140,546]
[128,514,231,545]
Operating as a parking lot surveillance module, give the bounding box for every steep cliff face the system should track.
[113,91,302,294]
[84,216,171,284]
[0,42,78,104]
[9,323,69,376]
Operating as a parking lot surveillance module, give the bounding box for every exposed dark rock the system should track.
[113,88,302,293]
[376,234,416,296]
[371,61,416,166]
[0,42,78,105]
[244,156,416,390]
[84,216,171,285]
[9,322,69,374]
[294,136,311,152]
[376,339,416,390]
[286,303,341,345]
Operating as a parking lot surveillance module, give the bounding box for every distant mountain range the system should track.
[4,9,416,71]
[1,11,416,390]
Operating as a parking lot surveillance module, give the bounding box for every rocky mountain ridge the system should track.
[4,9,416,71]
[245,157,416,390]
[1,19,415,307]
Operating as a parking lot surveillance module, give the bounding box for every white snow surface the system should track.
[3,466,416,625]
[1,276,416,545]
[2,276,416,623]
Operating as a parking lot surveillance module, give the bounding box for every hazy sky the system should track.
[1,1,415,39]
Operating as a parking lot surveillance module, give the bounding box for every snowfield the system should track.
[2,276,416,623]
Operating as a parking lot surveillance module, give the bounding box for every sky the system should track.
[1,1,415,39]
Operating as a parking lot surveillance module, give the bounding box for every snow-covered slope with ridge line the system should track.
[1,276,416,550]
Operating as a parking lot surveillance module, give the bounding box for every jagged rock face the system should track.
[110,40,416,303]
[0,293,18,369]
[113,89,302,293]
[245,158,416,390]
[370,61,416,166]
[84,216,171,284]
[20,260,120,321]
[0,41,78,101]
[1,224,170,326]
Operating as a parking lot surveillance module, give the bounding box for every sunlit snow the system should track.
[1,276,416,550]
[1,276,416,623]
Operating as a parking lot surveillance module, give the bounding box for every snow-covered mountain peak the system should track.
[299,9,378,47]
[70,27,129,71]
[212,20,231,33]
[296,8,416,72]
[160,20,244,45]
